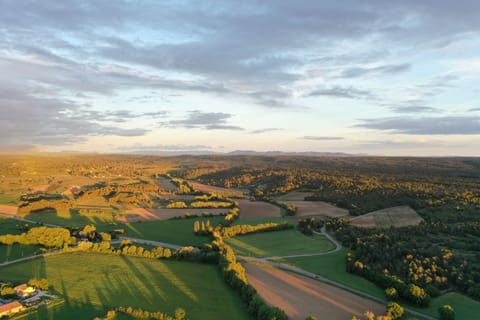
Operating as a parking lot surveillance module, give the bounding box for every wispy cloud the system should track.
[162,110,244,131]
[300,136,345,141]
[356,116,480,135]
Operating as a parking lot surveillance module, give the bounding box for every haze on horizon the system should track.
[0,1,479,156]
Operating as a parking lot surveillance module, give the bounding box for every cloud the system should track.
[307,86,373,99]
[390,106,438,113]
[469,108,480,112]
[338,63,411,78]
[0,84,148,145]
[163,110,244,131]
[119,144,212,151]
[300,136,345,141]
[251,128,283,134]
[356,116,480,135]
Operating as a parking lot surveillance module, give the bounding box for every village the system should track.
[0,281,58,318]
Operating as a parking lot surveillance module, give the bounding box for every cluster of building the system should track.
[0,284,35,318]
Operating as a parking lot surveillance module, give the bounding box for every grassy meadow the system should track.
[1,252,250,320]
[226,229,335,258]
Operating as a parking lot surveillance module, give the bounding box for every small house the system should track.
[0,301,25,317]
[14,284,36,298]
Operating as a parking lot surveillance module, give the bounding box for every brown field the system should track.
[245,263,384,320]
[350,206,423,228]
[189,181,244,197]
[0,205,17,216]
[279,201,349,218]
[156,194,197,201]
[119,207,228,222]
[31,184,50,193]
[155,177,177,191]
[275,190,313,201]
[237,199,282,219]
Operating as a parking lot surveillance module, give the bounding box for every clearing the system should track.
[155,177,177,192]
[226,229,335,258]
[120,208,229,222]
[245,263,385,320]
[1,252,250,320]
[350,206,423,228]
[237,199,282,219]
[279,200,349,218]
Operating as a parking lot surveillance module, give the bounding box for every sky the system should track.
[0,0,479,156]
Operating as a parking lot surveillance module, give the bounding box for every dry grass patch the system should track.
[276,190,313,201]
[0,204,18,216]
[245,263,385,320]
[189,181,244,197]
[237,200,281,219]
[280,201,349,218]
[350,206,423,228]
[155,177,177,191]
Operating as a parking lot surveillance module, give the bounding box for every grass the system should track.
[24,208,117,228]
[281,248,386,299]
[226,229,335,258]
[101,216,225,247]
[1,252,250,320]
[0,192,19,204]
[234,217,288,226]
[0,217,29,235]
[410,292,480,320]
[0,244,40,263]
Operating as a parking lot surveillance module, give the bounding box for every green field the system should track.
[410,292,480,320]
[101,216,225,247]
[282,248,385,298]
[0,217,28,235]
[0,244,40,263]
[0,192,18,205]
[226,229,335,258]
[1,252,250,320]
[24,208,117,228]
[234,217,288,226]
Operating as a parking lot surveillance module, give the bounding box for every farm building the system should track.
[14,284,36,298]
[0,301,25,317]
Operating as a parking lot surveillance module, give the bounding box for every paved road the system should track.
[118,236,182,250]
[0,249,64,267]
[0,212,59,228]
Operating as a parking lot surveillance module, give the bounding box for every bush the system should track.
[438,305,455,320]
[386,302,404,320]
[385,287,398,301]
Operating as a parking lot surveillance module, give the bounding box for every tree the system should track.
[305,316,317,320]
[438,305,455,320]
[175,308,186,320]
[385,287,398,301]
[386,302,404,320]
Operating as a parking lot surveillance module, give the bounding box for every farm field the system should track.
[278,200,349,218]
[0,204,18,216]
[412,292,480,320]
[121,207,229,223]
[0,217,26,234]
[281,248,386,299]
[24,208,116,227]
[102,216,224,246]
[1,252,250,320]
[237,199,282,219]
[189,181,244,197]
[0,244,40,263]
[275,190,313,201]
[154,177,177,191]
[244,263,385,320]
[350,205,424,228]
[226,229,335,258]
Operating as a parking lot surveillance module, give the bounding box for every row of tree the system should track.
[94,306,186,320]
[0,226,74,248]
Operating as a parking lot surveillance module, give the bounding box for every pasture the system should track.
[154,177,177,192]
[350,206,423,228]
[225,229,335,258]
[0,244,40,263]
[281,248,386,299]
[244,263,385,320]
[102,216,225,246]
[237,199,282,219]
[0,252,249,320]
[275,190,313,201]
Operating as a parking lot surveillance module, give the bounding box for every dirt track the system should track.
[245,263,385,320]
[237,200,281,219]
